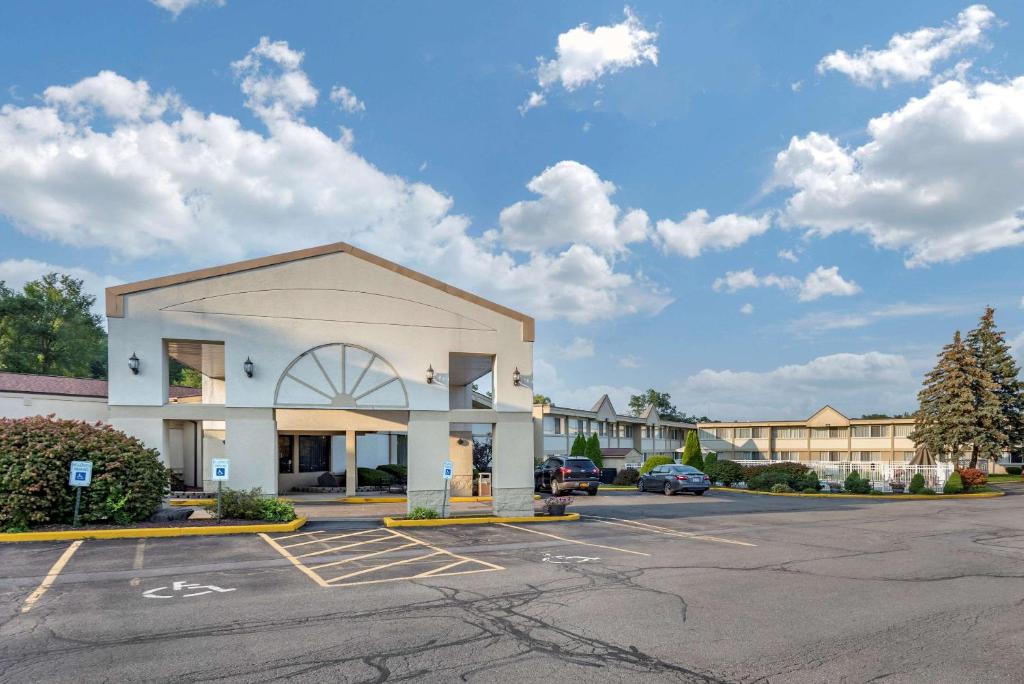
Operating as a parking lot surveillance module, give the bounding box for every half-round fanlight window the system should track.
[274,343,408,408]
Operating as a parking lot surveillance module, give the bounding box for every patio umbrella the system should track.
[909,445,937,466]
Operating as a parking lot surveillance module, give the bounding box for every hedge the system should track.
[743,462,812,491]
[704,459,744,487]
[0,416,167,532]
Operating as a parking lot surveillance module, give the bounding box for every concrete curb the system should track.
[710,488,1005,500]
[0,517,307,543]
[169,499,216,506]
[383,512,580,527]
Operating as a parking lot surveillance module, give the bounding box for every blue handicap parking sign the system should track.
[75,472,86,481]
[216,467,226,477]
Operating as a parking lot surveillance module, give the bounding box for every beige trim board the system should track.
[105,241,535,342]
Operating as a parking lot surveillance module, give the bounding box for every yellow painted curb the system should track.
[169,498,216,506]
[711,487,1005,500]
[383,512,580,527]
[0,517,307,543]
[447,495,543,502]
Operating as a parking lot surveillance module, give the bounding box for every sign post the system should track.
[441,459,453,518]
[211,458,230,520]
[68,460,93,527]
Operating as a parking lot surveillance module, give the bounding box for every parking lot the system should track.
[3,490,1024,682]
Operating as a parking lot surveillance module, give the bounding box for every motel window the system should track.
[773,427,806,439]
[570,419,585,435]
[751,427,767,438]
[543,416,561,434]
[894,424,913,437]
[811,427,848,439]
[901,451,915,462]
[597,422,606,436]
[827,451,844,461]
[298,435,331,472]
[853,425,890,438]
[714,428,732,439]
[623,425,633,438]
[735,427,752,438]
[278,435,294,474]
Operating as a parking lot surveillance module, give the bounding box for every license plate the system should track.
[580,483,589,488]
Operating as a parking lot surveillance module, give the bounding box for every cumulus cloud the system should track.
[777,248,799,263]
[654,210,770,258]
[0,259,121,318]
[521,6,657,112]
[771,78,1024,266]
[739,303,754,315]
[498,161,649,255]
[817,4,996,87]
[0,38,671,325]
[151,0,224,18]
[677,352,920,419]
[557,336,596,360]
[534,356,641,411]
[712,266,859,302]
[329,86,365,114]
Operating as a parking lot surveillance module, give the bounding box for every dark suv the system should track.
[535,456,601,495]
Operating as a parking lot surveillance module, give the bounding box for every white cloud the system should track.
[817,4,996,87]
[0,38,670,326]
[618,354,641,369]
[329,86,365,114]
[771,78,1024,266]
[713,266,859,301]
[777,248,799,263]
[739,303,754,315]
[790,80,803,92]
[498,161,650,255]
[655,210,770,258]
[557,336,596,360]
[151,0,224,18]
[676,351,920,420]
[0,259,121,318]
[521,6,657,112]
[789,301,976,333]
[535,355,641,411]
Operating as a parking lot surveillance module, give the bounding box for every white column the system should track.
[492,417,535,517]
[225,410,277,494]
[345,431,357,497]
[406,412,450,514]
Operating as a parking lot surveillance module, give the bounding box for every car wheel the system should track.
[587,488,598,496]
[694,490,705,496]
[636,480,645,492]
[534,480,541,493]
[550,481,559,495]
[663,482,674,496]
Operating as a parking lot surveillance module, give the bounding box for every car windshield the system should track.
[668,465,700,473]
[566,459,596,469]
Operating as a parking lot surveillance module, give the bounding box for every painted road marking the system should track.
[261,528,504,588]
[129,539,147,587]
[584,515,757,547]
[143,580,236,599]
[20,540,83,614]
[542,553,600,564]
[497,523,650,556]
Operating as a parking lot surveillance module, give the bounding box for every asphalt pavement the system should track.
[2,490,1023,682]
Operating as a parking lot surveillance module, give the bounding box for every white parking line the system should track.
[497,523,651,556]
[21,541,83,613]
[584,515,757,547]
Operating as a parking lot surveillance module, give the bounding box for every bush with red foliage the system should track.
[956,468,987,490]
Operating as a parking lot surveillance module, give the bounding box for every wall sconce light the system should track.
[512,367,521,386]
[426,365,435,384]
[128,352,140,375]
[243,357,254,378]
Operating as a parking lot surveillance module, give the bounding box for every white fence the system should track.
[729,460,954,492]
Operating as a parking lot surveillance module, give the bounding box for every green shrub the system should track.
[585,433,603,468]
[844,471,872,494]
[613,468,640,485]
[376,464,407,481]
[801,487,818,494]
[0,416,167,531]
[704,459,744,487]
[681,432,703,470]
[258,498,297,522]
[206,488,294,521]
[799,470,821,491]
[408,506,439,519]
[943,472,964,494]
[358,467,393,487]
[745,462,810,491]
[770,482,794,493]
[920,487,936,495]
[703,453,718,470]
[570,434,586,456]
[908,473,926,494]
[639,455,675,475]
[1005,466,1022,475]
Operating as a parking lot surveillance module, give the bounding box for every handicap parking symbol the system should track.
[215,467,226,477]
[143,580,236,599]
[74,472,86,481]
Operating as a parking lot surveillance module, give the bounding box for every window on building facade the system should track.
[853,425,890,438]
[715,428,732,439]
[771,451,798,461]
[901,451,916,461]
[751,427,767,438]
[827,451,844,461]
[543,416,560,434]
[278,435,294,474]
[773,427,807,439]
[298,435,331,472]
[811,427,848,439]
[735,427,752,438]
[894,424,913,437]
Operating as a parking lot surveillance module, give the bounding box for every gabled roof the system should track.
[590,394,611,412]
[105,241,535,342]
[640,403,660,422]
[0,372,201,399]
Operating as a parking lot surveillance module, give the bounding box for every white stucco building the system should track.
[102,241,536,516]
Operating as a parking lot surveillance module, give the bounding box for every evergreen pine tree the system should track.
[912,330,1001,464]
[966,307,1024,466]
[681,431,704,470]
[570,433,586,456]
[585,433,603,467]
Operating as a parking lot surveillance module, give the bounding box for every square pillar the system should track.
[345,430,357,497]
[225,410,277,495]
[492,417,535,517]
[406,412,450,514]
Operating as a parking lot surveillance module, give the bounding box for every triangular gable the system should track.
[641,404,660,424]
[590,394,618,422]
[806,405,849,427]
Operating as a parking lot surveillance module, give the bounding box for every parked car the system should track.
[637,464,710,495]
[535,456,601,495]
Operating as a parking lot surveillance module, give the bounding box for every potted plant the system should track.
[889,481,906,494]
[544,496,574,516]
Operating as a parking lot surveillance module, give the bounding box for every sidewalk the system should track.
[292,498,499,521]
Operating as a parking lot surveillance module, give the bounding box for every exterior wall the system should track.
[534,404,692,464]
[0,392,108,422]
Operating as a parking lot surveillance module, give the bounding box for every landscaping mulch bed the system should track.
[28,519,265,532]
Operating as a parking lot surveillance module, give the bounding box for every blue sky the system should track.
[1,1,1023,419]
